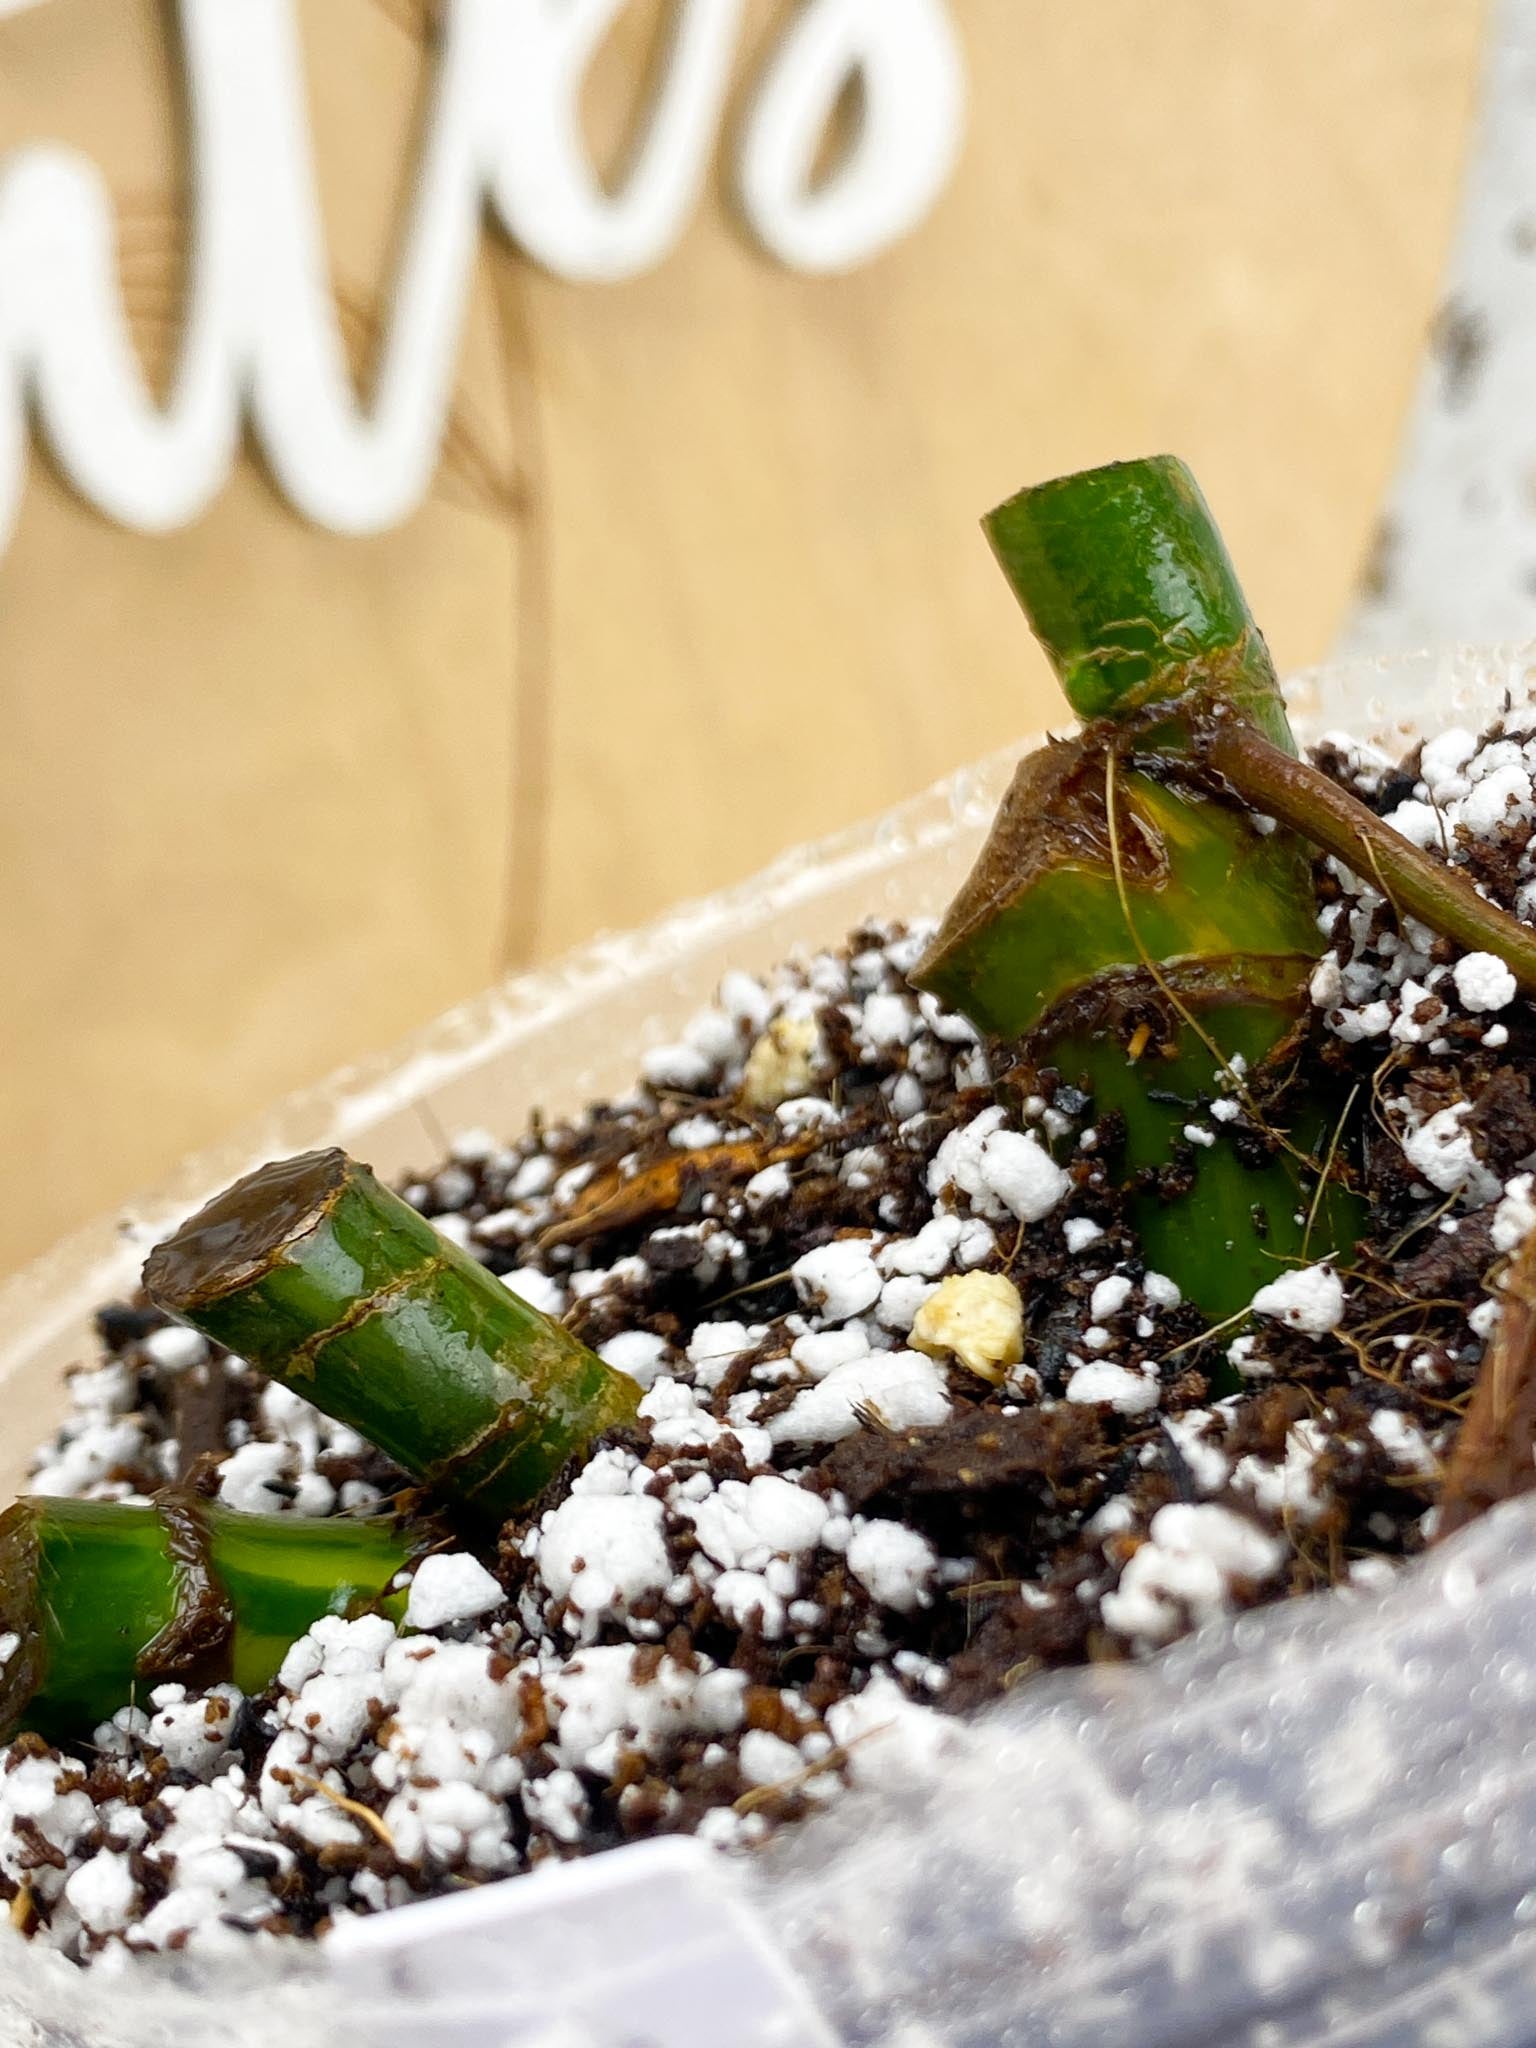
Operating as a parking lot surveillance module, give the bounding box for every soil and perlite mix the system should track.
[2,460,1534,1965]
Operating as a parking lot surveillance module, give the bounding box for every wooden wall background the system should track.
[0,0,1488,1276]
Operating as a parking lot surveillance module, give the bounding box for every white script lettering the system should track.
[0,0,965,551]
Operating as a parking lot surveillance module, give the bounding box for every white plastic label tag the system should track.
[326,1835,837,2048]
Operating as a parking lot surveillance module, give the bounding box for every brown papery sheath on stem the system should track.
[1436,1224,1536,1541]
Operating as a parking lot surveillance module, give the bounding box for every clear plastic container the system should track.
[2,643,1534,2046]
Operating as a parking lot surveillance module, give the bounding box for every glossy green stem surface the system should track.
[984,455,1294,750]
[144,1151,640,1524]
[0,1493,415,1744]
[1048,990,1359,1319]
[917,748,1359,1319]
[919,456,1364,1337]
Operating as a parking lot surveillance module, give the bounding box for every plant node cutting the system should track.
[143,1149,641,1524]
[916,456,1362,1329]
[922,454,1536,1348]
[0,1491,419,1743]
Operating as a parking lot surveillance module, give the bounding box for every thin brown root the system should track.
[1302,1082,1360,1261]
[293,1772,398,1852]
[1157,1303,1253,1366]
[704,1267,798,1310]
[733,1724,892,1815]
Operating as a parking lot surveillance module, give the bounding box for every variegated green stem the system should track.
[144,1150,640,1524]
[918,457,1363,1332]
[0,1492,417,1744]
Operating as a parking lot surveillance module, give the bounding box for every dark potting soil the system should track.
[6,712,1534,1961]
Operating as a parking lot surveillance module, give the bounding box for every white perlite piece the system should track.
[1368,1409,1439,1477]
[1401,1102,1501,1206]
[768,1351,951,1447]
[1462,764,1534,836]
[1101,1503,1287,1649]
[1142,1272,1181,1311]
[791,1327,871,1380]
[860,991,916,1048]
[908,1271,1024,1385]
[686,1475,830,1569]
[1309,955,1344,1009]
[669,1113,723,1149]
[1227,1333,1271,1379]
[878,1215,962,1278]
[1065,1361,1161,1415]
[536,1494,672,1637]
[791,1238,883,1321]
[146,1683,240,1778]
[846,1520,938,1612]
[64,1849,137,1935]
[1233,1420,1332,1529]
[1382,799,1448,851]
[1089,1274,1133,1322]
[977,1128,1072,1224]
[927,1109,1071,1224]
[140,1325,209,1373]
[738,1729,807,1791]
[1389,978,1449,1048]
[687,1322,755,1388]
[406,1553,504,1631]
[1419,728,1477,801]
[1494,1173,1536,1255]
[215,1440,293,1515]
[597,1328,670,1388]
[1160,1412,1231,1497]
[926,1105,1006,1209]
[1453,950,1518,1012]
[1470,1298,1502,1341]
[1251,1264,1345,1337]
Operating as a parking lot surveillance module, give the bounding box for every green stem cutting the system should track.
[0,1492,418,1744]
[144,1149,640,1525]
[917,456,1362,1327]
